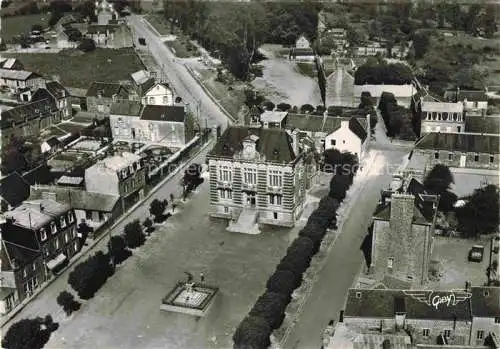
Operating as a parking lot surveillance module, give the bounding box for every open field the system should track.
[1,13,49,41]
[3,48,144,88]
[144,13,171,36]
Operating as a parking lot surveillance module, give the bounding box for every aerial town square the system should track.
[0,1,499,349]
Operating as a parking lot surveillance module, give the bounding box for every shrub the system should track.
[149,199,166,222]
[299,221,327,244]
[300,104,315,114]
[56,291,80,316]
[107,235,131,264]
[261,100,275,111]
[68,251,111,300]
[276,254,309,278]
[329,174,351,201]
[249,292,288,330]
[266,270,298,296]
[327,106,344,116]
[77,38,96,52]
[143,217,154,233]
[314,105,326,115]
[276,103,292,112]
[123,220,145,248]
[1,317,53,349]
[233,315,272,349]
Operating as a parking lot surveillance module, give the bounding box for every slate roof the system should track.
[260,111,288,123]
[1,98,56,128]
[45,81,68,99]
[140,105,185,122]
[22,164,54,186]
[87,24,116,34]
[2,240,40,269]
[4,199,70,230]
[0,69,39,81]
[110,100,143,116]
[349,117,368,142]
[209,126,296,164]
[444,90,488,102]
[44,137,62,147]
[464,116,500,134]
[471,286,500,318]
[86,82,125,98]
[344,288,472,321]
[421,101,463,113]
[0,172,30,208]
[372,201,431,225]
[131,70,150,85]
[354,84,416,98]
[415,132,500,154]
[29,186,120,212]
[284,114,368,141]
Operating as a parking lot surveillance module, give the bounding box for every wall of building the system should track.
[118,167,146,198]
[325,126,363,157]
[142,84,174,106]
[416,149,499,172]
[85,165,120,196]
[470,317,500,346]
[87,96,114,117]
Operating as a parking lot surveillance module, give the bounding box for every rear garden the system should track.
[3,48,144,89]
[1,13,49,41]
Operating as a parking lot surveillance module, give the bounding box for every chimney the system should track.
[394,296,406,331]
[292,129,300,155]
[97,89,103,98]
[456,86,460,102]
[390,193,414,235]
[339,310,344,323]
[340,120,349,129]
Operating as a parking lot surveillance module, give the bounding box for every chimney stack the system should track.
[292,129,300,155]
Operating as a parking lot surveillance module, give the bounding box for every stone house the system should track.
[1,98,59,143]
[95,0,117,25]
[32,81,72,120]
[207,125,316,230]
[2,199,79,302]
[0,172,30,212]
[142,82,174,106]
[86,24,115,46]
[130,70,155,99]
[29,185,121,234]
[0,69,44,93]
[371,178,439,287]
[469,286,500,347]
[84,152,146,210]
[444,88,489,117]
[40,136,62,154]
[419,100,465,134]
[295,35,311,49]
[354,84,417,108]
[335,286,499,348]
[109,101,194,148]
[86,82,129,118]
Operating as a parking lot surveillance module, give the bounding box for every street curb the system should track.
[275,151,379,348]
[0,139,213,329]
[183,64,237,123]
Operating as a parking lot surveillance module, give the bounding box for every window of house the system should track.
[442,112,448,121]
[268,169,283,187]
[60,216,66,228]
[422,329,430,337]
[331,139,336,146]
[71,226,76,237]
[243,168,257,185]
[40,228,47,241]
[65,232,69,243]
[219,166,232,182]
[495,317,500,324]
[149,97,154,104]
[86,210,92,221]
[490,155,494,163]
[444,329,451,337]
[68,212,74,223]
[474,154,479,162]
[387,257,394,269]
[356,292,362,299]
[219,189,232,200]
[269,194,282,205]
[32,263,36,272]
[273,212,278,220]
[453,113,458,121]
[23,268,27,278]
[163,96,168,104]
[477,330,484,340]
[74,240,79,251]
[97,104,104,113]
[342,140,346,144]
[55,238,60,250]
[448,153,453,161]
[224,207,229,214]
[432,112,437,120]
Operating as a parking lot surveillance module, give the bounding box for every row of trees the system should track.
[378,92,416,140]
[2,315,58,349]
[354,61,413,85]
[233,150,358,348]
[163,1,321,80]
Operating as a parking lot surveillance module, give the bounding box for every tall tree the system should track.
[424,164,454,194]
[456,185,499,237]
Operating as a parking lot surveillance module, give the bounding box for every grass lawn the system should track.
[1,13,49,41]
[144,13,172,36]
[3,48,144,89]
[165,39,200,58]
[296,61,335,78]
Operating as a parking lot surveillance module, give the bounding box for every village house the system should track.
[295,34,311,49]
[86,24,116,47]
[142,82,174,106]
[207,125,317,231]
[29,185,121,234]
[2,199,79,302]
[0,69,44,93]
[85,152,146,210]
[40,136,63,155]
[419,100,465,134]
[56,28,80,49]
[444,88,489,117]
[370,176,438,287]
[32,81,72,120]
[329,286,499,348]
[130,70,155,99]
[86,82,129,118]
[354,42,387,57]
[96,0,118,25]
[109,101,194,148]
[1,98,59,143]
[354,83,417,108]
[0,172,30,212]
[0,58,24,70]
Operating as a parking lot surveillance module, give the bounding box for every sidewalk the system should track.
[0,139,213,328]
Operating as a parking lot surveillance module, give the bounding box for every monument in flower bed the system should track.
[160,276,219,317]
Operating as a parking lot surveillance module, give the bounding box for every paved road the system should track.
[283,147,409,349]
[325,66,355,107]
[1,143,213,332]
[127,15,231,130]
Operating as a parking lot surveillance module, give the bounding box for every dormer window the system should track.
[68,212,74,223]
[60,216,66,228]
[490,155,494,163]
[40,228,47,241]
[356,292,362,299]
[35,108,39,114]
[268,169,283,187]
[50,222,57,234]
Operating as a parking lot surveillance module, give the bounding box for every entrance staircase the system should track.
[227,208,260,234]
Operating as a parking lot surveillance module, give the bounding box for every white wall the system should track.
[324,122,362,157]
[142,84,174,106]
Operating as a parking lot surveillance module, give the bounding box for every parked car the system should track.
[468,245,484,262]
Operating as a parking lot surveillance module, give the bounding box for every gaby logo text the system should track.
[431,294,455,310]
[403,290,472,310]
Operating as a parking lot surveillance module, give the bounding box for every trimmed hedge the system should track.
[234,154,358,348]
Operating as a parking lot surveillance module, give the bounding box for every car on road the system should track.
[468,245,484,262]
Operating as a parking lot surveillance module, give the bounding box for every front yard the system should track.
[3,48,144,89]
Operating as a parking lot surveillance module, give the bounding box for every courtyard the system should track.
[429,235,494,290]
[41,183,300,349]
